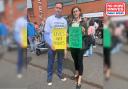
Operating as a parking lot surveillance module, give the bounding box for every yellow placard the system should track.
[21,27,28,48]
[52,28,67,49]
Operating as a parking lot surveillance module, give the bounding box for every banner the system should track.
[52,28,67,49]
[69,27,82,48]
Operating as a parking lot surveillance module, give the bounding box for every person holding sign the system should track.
[44,2,67,86]
[14,16,27,79]
[103,16,112,80]
[67,6,86,89]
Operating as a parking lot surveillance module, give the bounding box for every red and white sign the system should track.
[106,2,126,16]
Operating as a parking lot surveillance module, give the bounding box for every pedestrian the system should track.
[83,19,95,57]
[0,20,9,47]
[103,16,112,80]
[125,21,128,44]
[34,22,39,31]
[0,19,9,57]
[44,2,67,86]
[39,20,45,42]
[67,6,86,89]
[111,23,124,54]
[14,9,28,79]
[27,16,37,53]
[39,19,45,32]
[34,22,40,42]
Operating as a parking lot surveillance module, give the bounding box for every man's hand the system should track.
[66,44,69,48]
[51,45,56,51]
[66,33,69,37]
[64,49,68,59]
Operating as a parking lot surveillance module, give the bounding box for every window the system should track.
[0,0,5,12]
[27,0,34,17]
[47,0,75,8]
[77,0,95,4]
[106,0,124,1]
[27,0,32,8]
[106,0,128,3]
[16,2,26,11]
[127,0,128,3]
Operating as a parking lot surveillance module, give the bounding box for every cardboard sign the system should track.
[106,2,126,16]
[52,28,67,49]
[21,27,28,48]
[69,27,82,48]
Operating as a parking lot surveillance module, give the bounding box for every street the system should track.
[0,45,103,89]
[0,44,128,89]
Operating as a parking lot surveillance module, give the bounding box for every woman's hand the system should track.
[66,44,69,48]
[82,27,86,34]
[66,33,69,37]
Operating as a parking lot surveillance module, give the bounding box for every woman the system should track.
[83,19,95,57]
[103,16,112,80]
[67,6,86,89]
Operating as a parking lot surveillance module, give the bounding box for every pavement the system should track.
[0,44,128,89]
[104,45,128,89]
[0,44,103,89]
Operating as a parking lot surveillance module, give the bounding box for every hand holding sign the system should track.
[52,28,67,50]
[21,27,27,48]
[69,27,82,48]
[51,45,56,51]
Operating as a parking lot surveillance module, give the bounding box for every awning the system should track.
[111,16,128,21]
[83,12,104,17]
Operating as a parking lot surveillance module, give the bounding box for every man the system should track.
[103,16,112,80]
[0,19,9,58]
[0,22,8,46]
[14,8,28,79]
[44,2,67,86]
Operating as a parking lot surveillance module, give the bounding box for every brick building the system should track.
[0,0,26,29]
[27,0,128,24]
[0,0,127,25]
[28,0,105,23]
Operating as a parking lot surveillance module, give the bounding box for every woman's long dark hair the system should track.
[71,6,82,19]
[67,6,82,25]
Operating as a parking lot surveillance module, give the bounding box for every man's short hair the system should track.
[55,2,63,7]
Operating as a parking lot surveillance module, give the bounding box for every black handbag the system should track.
[83,35,94,50]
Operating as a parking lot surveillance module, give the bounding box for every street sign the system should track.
[106,2,126,16]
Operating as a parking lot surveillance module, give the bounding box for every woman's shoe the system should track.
[76,84,81,89]
[105,69,111,81]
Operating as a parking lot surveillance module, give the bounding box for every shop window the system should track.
[77,0,95,4]
[106,0,128,3]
